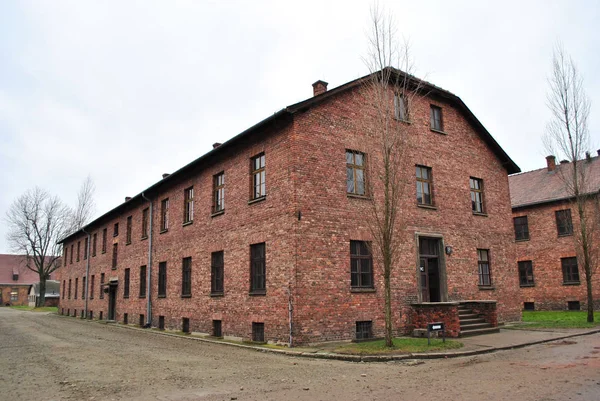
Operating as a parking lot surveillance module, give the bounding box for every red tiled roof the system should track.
[0,254,56,284]
[509,155,600,208]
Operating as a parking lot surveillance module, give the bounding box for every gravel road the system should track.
[1,307,599,401]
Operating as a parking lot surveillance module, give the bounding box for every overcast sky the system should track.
[1,0,599,253]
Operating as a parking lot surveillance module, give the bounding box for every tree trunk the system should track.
[586,265,594,323]
[384,263,393,347]
[37,278,46,308]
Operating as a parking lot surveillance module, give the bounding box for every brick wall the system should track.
[514,198,600,310]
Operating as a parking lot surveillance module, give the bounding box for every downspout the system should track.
[82,228,91,319]
[141,192,153,328]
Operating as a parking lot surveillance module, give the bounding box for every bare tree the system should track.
[544,44,596,322]
[72,175,96,231]
[5,178,96,307]
[360,4,425,346]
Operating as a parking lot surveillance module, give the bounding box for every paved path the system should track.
[1,308,600,400]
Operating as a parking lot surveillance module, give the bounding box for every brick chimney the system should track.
[125,196,132,202]
[560,160,569,164]
[546,155,556,172]
[162,173,170,179]
[312,80,328,97]
[213,143,222,149]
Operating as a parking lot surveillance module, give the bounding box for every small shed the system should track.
[28,280,60,307]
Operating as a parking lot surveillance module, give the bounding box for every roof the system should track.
[0,254,55,285]
[59,67,520,244]
[29,280,61,297]
[509,155,600,209]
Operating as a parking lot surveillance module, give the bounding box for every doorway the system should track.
[419,237,442,302]
[108,284,117,320]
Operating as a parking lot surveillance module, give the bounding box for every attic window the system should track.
[12,274,18,281]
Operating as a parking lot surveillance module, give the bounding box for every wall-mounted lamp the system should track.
[445,246,453,255]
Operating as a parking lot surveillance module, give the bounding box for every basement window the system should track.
[523,302,535,311]
[568,301,580,311]
[213,320,223,338]
[159,316,165,330]
[123,313,128,325]
[182,318,190,333]
[252,322,265,343]
[139,314,145,327]
[89,311,93,320]
[356,321,373,341]
[99,311,103,320]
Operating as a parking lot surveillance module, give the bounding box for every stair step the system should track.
[460,322,491,330]
[459,327,500,337]
[458,313,479,319]
[460,318,486,325]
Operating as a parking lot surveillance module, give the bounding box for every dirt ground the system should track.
[1,308,599,401]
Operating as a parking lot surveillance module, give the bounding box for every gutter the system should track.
[141,192,153,328]
[82,228,91,319]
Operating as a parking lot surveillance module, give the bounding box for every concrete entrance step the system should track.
[460,322,492,330]
[459,326,500,337]
[460,318,487,326]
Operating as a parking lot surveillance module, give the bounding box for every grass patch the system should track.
[334,337,462,355]
[10,306,58,313]
[518,311,600,329]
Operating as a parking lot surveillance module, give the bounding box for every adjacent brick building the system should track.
[0,254,56,306]
[57,68,521,344]
[509,154,600,311]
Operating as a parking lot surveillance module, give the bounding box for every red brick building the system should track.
[0,254,56,306]
[57,69,521,344]
[509,154,600,311]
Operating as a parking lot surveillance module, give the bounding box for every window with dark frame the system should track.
[158,261,167,297]
[82,276,86,300]
[182,317,190,333]
[561,257,580,284]
[518,260,534,286]
[430,105,443,131]
[68,279,71,299]
[160,198,169,231]
[350,240,373,288]
[112,243,118,269]
[62,280,65,299]
[74,277,78,299]
[252,322,265,342]
[90,275,95,299]
[181,257,192,297]
[99,273,105,299]
[126,216,132,244]
[124,268,130,298]
[77,241,80,262]
[102,228,107,253]
[470,177,485,214]
[211,251,224,294]
[102,228,108,253]
[113,223,119,237]
[213,172,225,213]
[514,216,529,241]
[346,150,366,196]
[139,265,147,298]
[394,93,408,121]
[250,243,266,293]
[92,233,97,256]
[183,187,194,224]
[251,154,266,200]
[556,209,573,236]
[416,166,433,205]
[64,248,67,266]
[84,237,88,260]
[356,321,373,340]
[70,244,74,264]
[212,320,222,337]
[477,249,491,286]
[142,208,149,238]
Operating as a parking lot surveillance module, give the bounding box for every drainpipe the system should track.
[82,228,91,319]
[141,192,153,327]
